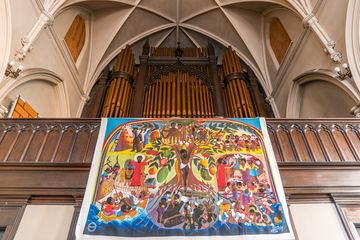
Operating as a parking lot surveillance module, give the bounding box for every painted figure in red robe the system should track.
[129,154,148,186]
[217,157,232,189]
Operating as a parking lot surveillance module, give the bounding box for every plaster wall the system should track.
[14,205,74,240]
[290,203,348,240]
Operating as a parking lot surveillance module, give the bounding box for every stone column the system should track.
[0,104,8,118]
[351,103,360,118]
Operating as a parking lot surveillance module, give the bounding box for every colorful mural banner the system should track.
[76,118,295,240]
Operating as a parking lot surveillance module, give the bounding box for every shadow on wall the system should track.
[2,79,63,117]
[299,80,356,118]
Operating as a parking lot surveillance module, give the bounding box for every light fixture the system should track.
[334,63,352,80]
[5,61,24,78]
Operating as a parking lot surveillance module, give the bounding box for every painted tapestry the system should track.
[76,118,294,240]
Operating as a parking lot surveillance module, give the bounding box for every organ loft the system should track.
[81,42,273,119]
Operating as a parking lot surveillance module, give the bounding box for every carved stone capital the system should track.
[20,37,29,47]
[14,50,27,61]
[330,51,343,63]
[0,104,9,118]
[81,95,90,103]
[265,96,274,103]
[302,13,317,28]
[41,11,54,27]
[351,103,360,118]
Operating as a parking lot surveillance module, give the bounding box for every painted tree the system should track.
[138,119,245,188]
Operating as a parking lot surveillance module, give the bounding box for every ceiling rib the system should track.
[181,27,201,48]
[136,5,176,22]
[155,27,176,47]
[180,5,219,23]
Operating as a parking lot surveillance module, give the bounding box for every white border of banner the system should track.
[76,118,295,240]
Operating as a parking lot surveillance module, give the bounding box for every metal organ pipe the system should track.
[101,46,135,117]
[222,47,256,118]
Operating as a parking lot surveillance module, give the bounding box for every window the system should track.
[335,204,360,240]
[64,15,86,62]
[355,223,360,237]
[0,206,25,239]
[269,18,291,64]
[0,227,5,240]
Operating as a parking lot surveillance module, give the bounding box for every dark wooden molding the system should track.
[146,60,211,87]
[209,56,225,116]
[111,70,134,83]
[148,56,209,65]
[224,72,246,83]
[0,119,359,198]
[131,56,148,117]
[67,197,83,240]
[0,118,358,238]
[0,196,28,240]
[331,193,360,240]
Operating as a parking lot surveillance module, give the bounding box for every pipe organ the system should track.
[143,70,214,118]
[222,47,256,118]
[82,43,272,118]
[101,45,135,118]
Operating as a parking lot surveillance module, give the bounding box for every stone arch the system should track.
[54,6,91,67]
[0,0,12,83]
[64,15,86,62]
[346,0,360,91]
[269,17,292,64]
[286,71,359,118]
[0,69,70,117]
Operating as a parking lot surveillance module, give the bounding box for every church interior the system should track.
[0,0,360,239]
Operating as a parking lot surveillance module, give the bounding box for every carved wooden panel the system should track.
[276,125,297,162]
[290,125,312,162]
[304,125,326,162]
[267,119,360,163]
[1,119,359,164]
[346,125,360,159]
[0,120,99,163]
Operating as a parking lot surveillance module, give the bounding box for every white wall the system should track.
[299,80,355,117]
[1,0,359,118]
[12,203,349,240]
[290,203,348,240]
[14,205,74,240]
[4,79,63,117]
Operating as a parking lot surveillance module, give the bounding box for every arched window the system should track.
[64,15,86,62]
[269,18,291,63]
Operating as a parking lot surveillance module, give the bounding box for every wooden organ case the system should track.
[82,42,273,118]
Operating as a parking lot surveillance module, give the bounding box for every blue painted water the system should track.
[83,205,289,237]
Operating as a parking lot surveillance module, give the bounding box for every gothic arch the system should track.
[268,17,292,64]
[0,69,70,117]
[286,70,359,118]
[346,0,360,91]
[54,6,91,68]
[0,0,11,83]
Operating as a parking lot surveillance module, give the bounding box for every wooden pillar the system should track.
[81,68,110,118]
[208,43,226,117]
[247,68,266,117]
[131,41,149,117]
[67,197,83,240]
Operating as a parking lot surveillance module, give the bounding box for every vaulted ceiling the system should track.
[57,0,300,88]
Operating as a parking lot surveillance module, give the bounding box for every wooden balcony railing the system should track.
[0,119,100,164]
[0,118,359,202]
[267,119,360,163]
[0,118,358,240]
[0,118,359,164]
